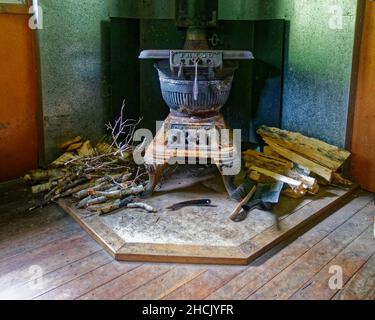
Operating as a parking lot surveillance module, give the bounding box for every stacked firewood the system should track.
[243,126,353,199]
[25,105,156,215]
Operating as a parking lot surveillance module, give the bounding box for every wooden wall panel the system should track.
[0,13,39,181]
[351,1,375,192]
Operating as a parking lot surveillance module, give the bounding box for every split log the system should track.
[282,187,307,199]
[263,146,281,158]
[95,142,116,154]
[77,140,95,157]
[332,172,353,187]
[249,166,303,188]
[52,152,78,167]
[287,169,319,194]
[243,149,293,174]
[257,126,351,171]
[61,136,82,149]
[65,142,83,152]
[266,141,333,182]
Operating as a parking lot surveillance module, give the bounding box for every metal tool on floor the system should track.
[167,199,217,211]
[229,184,257,221]
[231,182,284,228]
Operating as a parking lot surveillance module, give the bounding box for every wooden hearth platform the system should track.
[58,184,358,265]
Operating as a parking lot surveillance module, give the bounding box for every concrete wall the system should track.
[37,0,111,163]
[110,0,359,148]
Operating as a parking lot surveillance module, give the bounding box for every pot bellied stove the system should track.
[139,7,254,198]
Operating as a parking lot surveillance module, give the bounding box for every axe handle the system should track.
[229,185,257,221]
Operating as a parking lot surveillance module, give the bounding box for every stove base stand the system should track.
[143,162,238,200]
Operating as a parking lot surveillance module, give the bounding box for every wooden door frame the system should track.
[0,0,45,167]
[346,0,367,152]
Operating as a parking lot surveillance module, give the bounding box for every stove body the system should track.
[139,0,254,198]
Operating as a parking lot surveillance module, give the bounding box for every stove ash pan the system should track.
[157,71,234,116]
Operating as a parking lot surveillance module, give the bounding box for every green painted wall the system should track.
[110,0,359,147]
[37,0,111,162]
[36,0,359,163]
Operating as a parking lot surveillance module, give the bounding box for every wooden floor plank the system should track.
[0,180,373,301]
[34,261,143,300]
[122,266,207,300]
[246,201,374,300]
[0,234,101,290]
[0,188,43,225]
[207,192,373,300]
[334,253,375,300]
[240,187,357,263]
[163,266,245,300]
[290,225,375,300]
[0,217,80,262]
[0,205,68,239]
[0,250,111,300]
[77,264,173,300]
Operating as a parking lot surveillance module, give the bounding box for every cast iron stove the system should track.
[139,11,254,198]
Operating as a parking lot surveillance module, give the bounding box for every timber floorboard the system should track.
[0,181,374,300]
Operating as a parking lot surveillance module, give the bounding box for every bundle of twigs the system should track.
[25,103,155,215]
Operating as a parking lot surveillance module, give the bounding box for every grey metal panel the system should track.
[110,18,140,121]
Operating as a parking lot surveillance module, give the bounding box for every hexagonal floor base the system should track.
[58,185,357,265]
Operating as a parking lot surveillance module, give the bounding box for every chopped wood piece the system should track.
[282,186,307,199]
[332,172,353,187]
[73,182,113,200]
[263,146,281,158]
[65,142,83,152]
[287,170,319,194]
[94,185,145,200]
[96,142,116,154]
[61,136,82,149]
[257,126,350,171]
[243,149,293,174]
[86,196,108,207]
[24,169,65,184]
[52,182,93,200]
[32,181,56,194]
[78,140,95,157]
[250,166,303,188]
[52,152,78,167]
[266,141,333,182]
[127,203,158,213]
[97,200,122,215]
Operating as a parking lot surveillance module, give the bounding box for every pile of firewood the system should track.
[24,105,156,215]
[243,126,353,199]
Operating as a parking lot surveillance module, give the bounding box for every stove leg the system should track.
[143,163,167,198]
[216,163,238,200]
[221,175,241,201]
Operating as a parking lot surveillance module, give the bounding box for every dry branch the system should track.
[26,102,149,215]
